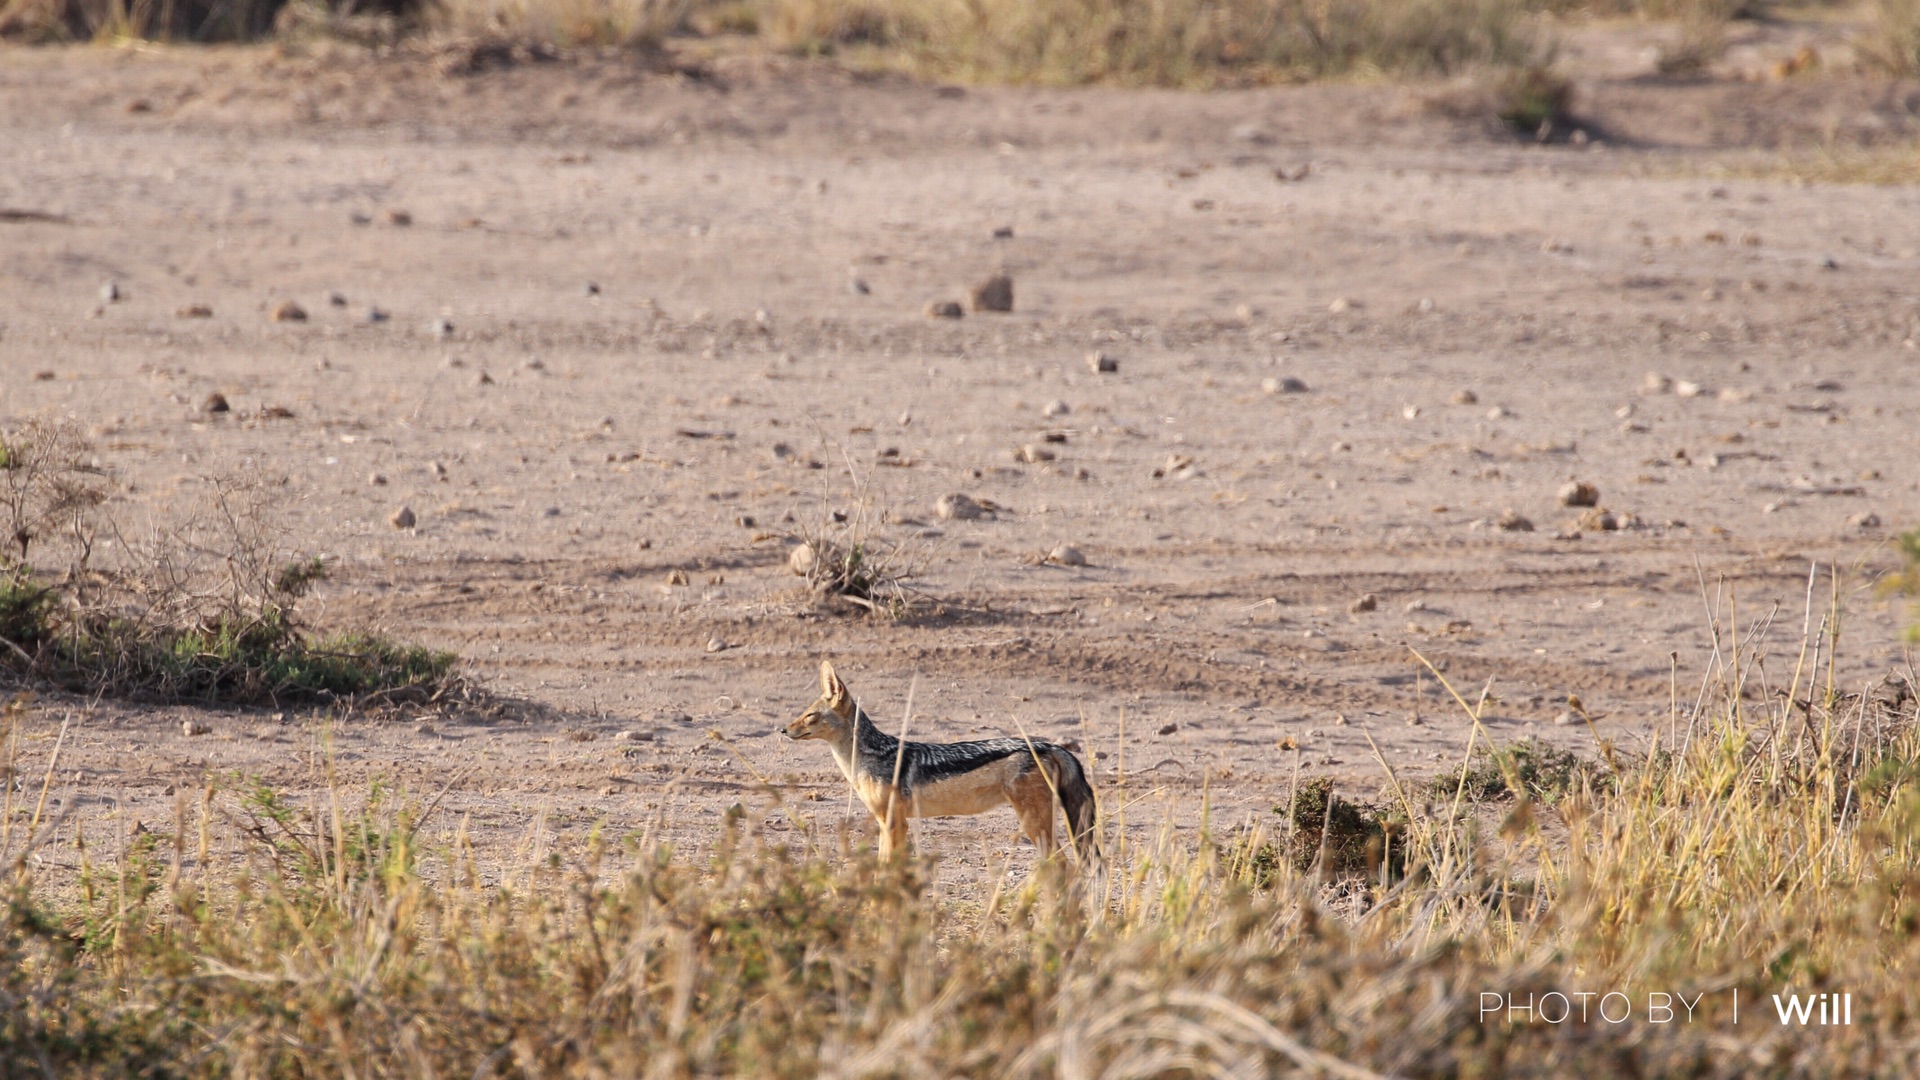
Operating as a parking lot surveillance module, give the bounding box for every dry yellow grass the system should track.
[429,0,688,47]
[6,567,1918,1075]
[1861,0,1920,73]
[761,0,1549,85]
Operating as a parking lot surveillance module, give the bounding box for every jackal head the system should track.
[782,660,855,741]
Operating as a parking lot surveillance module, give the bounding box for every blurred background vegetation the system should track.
[2,0,1917,86]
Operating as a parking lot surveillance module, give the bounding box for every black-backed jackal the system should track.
[783,660,1100,866]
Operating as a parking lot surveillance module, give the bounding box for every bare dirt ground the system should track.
[5,28,1920,892]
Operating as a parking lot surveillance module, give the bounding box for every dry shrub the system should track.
[790,503,926,617]
[764,0,1548,85]
[0,419,456,706]
[0,419,106,576]
[759,0,908,49]
[0,0,417,41]
[1493,61,1573,134]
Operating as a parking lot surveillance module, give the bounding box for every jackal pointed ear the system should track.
[819,660,847,702]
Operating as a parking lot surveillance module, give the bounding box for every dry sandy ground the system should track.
[4,33,1920,891]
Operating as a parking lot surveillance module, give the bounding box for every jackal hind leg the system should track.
[1011,778,1057,859]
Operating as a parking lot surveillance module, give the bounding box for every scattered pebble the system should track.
[849,277,870,295]
[1155,454,1197,478]
[1674,380,1705,398]
[1156,722,1179,736]
[1553,710,1578,726]
[1262,375,1309,394]
[100,280,123,303]
[1643,373,1672,393]
[385,208,413,226]
[1043,399,1071,418]
[366,307,390,323]
[1497,510,1535,532]
[328,291,348,307]
[431,317,455,337]
[706,637,729,653]
[182,720,211,737]
[666,569,689,586]
[1015,444,1056,464]
[1450,389,1478,405]
[969,273,1014,313]
[1048,543,1087,567]
[1557,481,1600,507]
[390,506,416,529]
[1486,405,1511,420]
[584,282,601,296]
[1349,593,1378,613]
[925,300,964,319]
[202,392,231,414]
[269,300,307,323]
[1850,512,1882,530]
[935,493,984,521]
[992,225,1015,239]
[1088,351,1119,373]
[176,303,213,319]
[415,722,438,736]
[613,730,653,743]
[369,472,387,486]
[1401,404,1421,420]
[1328,296,1357,313]
[1576,508,1619,532]
[788,544,817,576]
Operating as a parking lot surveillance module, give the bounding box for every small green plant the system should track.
[1882,526,1920,641]
[1281,776,1406,878]
[0,574,55,649]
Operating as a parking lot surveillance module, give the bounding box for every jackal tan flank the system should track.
[783,660,1100,865]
